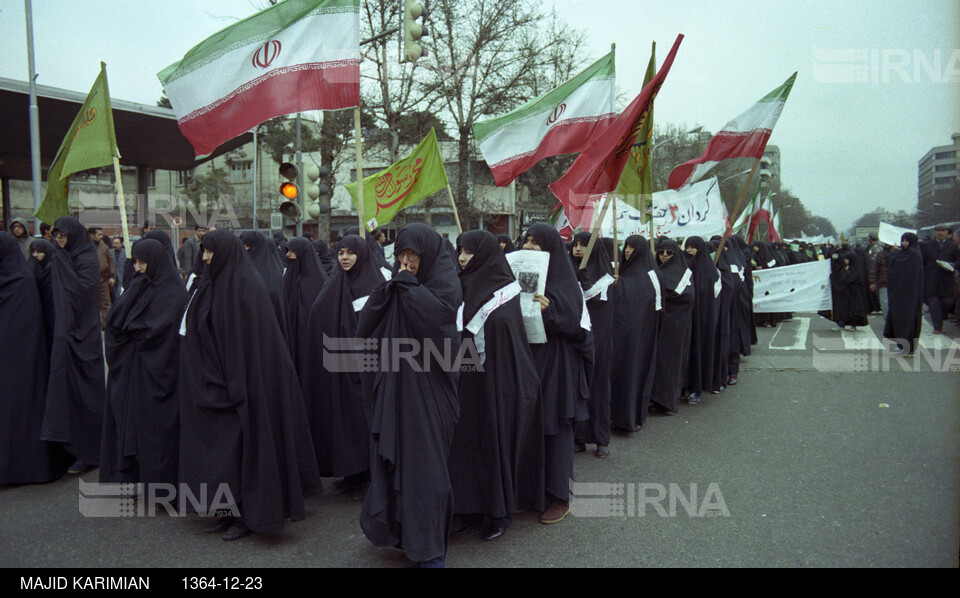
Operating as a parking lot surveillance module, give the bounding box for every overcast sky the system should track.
[2,0,958,231]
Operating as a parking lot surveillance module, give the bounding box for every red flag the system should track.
[549,34,684,229]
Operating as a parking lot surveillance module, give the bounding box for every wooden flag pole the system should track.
[354,107,365,239]
[112,156,130,250]
[612,192,619,277]
[579,193,614,270]
[714,157,761,264]
[445,184,463,234]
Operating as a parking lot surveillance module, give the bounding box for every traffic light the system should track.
[401,0,426,63]
[304,163,331,219]
[279,162,301,220]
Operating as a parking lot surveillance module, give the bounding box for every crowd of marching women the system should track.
[2,215,957,567]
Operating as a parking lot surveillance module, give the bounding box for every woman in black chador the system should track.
[449,230,543,542]
[238,230,288,338]
[569,232,614,457]
[0,232,72,483]
[883,233,924,355]
[304,234,385,496]
[650,239,694,415]
[610,235,662,431]
[29,238,56,353]
[521,223,592,525]
[829,249,869,330]
[100,239,188,493]
[358,223,462,568]
[41,216,106,474]
[179,229,321,541]
[283,236,327,384]
[684,236,721,402]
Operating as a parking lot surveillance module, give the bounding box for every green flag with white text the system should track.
[345,128,448,231]
[34,63,119,225]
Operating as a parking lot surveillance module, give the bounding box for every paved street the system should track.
[2,312,958,568]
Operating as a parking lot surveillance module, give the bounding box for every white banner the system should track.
[878,221,916,247]
[752,259,832,313]
[599,177,728,240]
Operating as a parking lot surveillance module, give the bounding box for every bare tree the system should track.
[420,0,587,221]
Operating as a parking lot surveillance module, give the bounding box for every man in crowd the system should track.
[88,227,115,326]
[177,224,206,278]
[9,217,33,260]
[111,236,126,296]
[920,224,959,333]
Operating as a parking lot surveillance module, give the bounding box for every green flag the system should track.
[34,62,119,225]
[345,128,448,231]
[614,41,656,212]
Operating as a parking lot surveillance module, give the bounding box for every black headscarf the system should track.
[497,234,517,254]
[458,230,517,323]
[656,239,693,297]
[312,239,336,276]
[29,238,56,349]
[570,231,614,293]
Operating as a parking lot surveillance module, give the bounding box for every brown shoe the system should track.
[540,500,570,524]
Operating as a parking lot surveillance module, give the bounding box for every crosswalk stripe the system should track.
[840,325,885,351]
[768,317,810,350]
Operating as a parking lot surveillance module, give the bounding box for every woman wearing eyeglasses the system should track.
[650,239,695,415]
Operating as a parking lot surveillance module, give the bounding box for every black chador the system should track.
[358,223,462,566]
[522,223,591,521]
[0,232,72,483]
[29,238,56,353]
[449,230,544,537]
[303,235,384,485]
[100,239,187,490]
[569,232,614,454]
[684,236,721,396]
[239,230,288,338]
[179,229,321,537]
[283,237,327,383]
[883,233,924,354]
[830,249,869,329]
[41,216,106,467]
[610,235,662,430]
[650,239,694,413]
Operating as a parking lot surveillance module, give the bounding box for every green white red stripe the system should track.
[473,50,616,187]
[668,72,796,189]
[158,0,359,156]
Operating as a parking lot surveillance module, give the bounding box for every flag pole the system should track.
[354,107,365,239]
[713,157,761,264]
[112,156,130,249]
[445,184,463,234]
[612,192,619,277]
[579,193,613,270]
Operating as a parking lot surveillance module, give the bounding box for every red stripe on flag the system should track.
[487,115,616,186]
[668,129,772,189]
[177,62,360,156]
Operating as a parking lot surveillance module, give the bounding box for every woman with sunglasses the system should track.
[650,239,695,415]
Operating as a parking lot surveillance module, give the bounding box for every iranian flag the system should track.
[158,0,360,157]
[747,191,773,242]
[550,34,684,229]
[668,72,796,190]
[473,50,616,187]
[770,208,783,242]
[727,184,759,237]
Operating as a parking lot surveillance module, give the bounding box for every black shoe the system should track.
[67,460,93,474]
[452,515,481,534]
[222,521,251,541]
[574,442,586,453]
[687,392,701,405]
[204,516,236,533]
[484,525,507,541]
[727,376,738,386]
